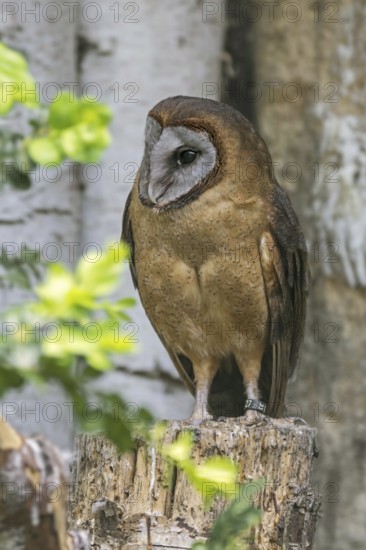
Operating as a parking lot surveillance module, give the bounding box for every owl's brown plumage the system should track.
[122,96,308,421]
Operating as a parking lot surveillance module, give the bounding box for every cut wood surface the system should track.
[69,420,320,549]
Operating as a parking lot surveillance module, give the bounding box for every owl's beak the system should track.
[147,185,160,204]
[153,189,167,204]
[148,181,172,205]
[153,190,166,203]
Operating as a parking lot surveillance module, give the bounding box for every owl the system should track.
[122,96,308,424]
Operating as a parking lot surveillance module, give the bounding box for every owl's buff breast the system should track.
[131,184,270,359]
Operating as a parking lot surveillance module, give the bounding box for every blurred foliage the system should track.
[191,497,262,550]
[0,42,139,453]
[3,243,134,371]
[0,242,153,452]
[0,129,35,190]
[0,245,43,289]
[0,41,111,187]
[0,42,39,113]
[26,92,112,164]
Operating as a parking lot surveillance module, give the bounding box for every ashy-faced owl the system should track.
[122,96,308,423]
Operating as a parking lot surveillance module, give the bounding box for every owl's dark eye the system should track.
[176,148,197,165]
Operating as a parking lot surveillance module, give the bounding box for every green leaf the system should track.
[194,457,238,487]
[75,243,127,296]
[79,99,112,124]
[5,166,32,190]
[48,91,80,128]
[102,411,133,452]
[207,497,261,550]
[188,457,238,505]
[0,366,25,397]
[150,421,169,446]
[34,263,76,315]
[27,137,63,164]
[0,42,39,111]
[58,127,85,160]
[163,431,193,464]
[44,90,112,163]
[93,393,154,451]
[0,130,35,189]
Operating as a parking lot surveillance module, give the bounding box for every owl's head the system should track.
[138,96,272,211]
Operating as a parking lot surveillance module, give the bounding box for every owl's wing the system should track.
[259,184,309,417]
[121,191,197,395]
[122,190,138,288]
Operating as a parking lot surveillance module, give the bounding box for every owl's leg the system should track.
[188,357,220,425]
[236,354,268,425]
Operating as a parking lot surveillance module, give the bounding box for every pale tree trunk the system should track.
[222,2,366,548]
[77,0,225,418]
[69,421,320,549]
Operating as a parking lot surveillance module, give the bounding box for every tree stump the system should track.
[69,420,320,549]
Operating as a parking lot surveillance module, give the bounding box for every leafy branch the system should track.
[0,41,111,189]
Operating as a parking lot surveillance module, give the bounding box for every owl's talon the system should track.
[284,416,308,426]
[187,411,214,426]
[169,420,182,432]
[240,409,270,426]
[256,416,308,428]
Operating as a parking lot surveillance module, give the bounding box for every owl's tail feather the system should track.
[259,344,289,418]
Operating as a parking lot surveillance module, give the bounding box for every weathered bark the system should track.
[223,2,366,548]
[69,421,320,549]
[0,417,87,549]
